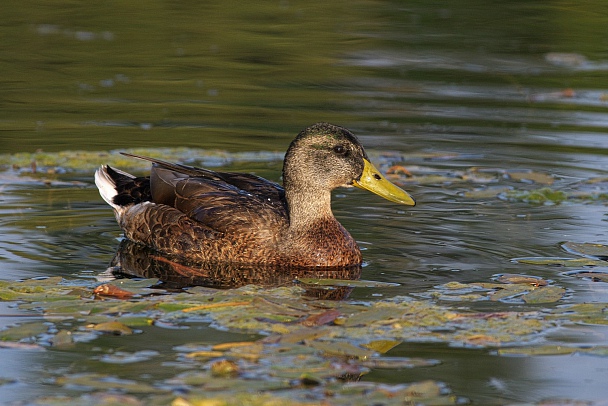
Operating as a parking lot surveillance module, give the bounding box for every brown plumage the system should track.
[95,123,415,268]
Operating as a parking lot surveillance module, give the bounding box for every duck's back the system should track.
[96,158,297,264]
[149,163,288,236]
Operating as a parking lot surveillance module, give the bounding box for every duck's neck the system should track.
[285,188,335,230]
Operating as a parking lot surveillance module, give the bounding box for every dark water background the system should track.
[1,1,608,404]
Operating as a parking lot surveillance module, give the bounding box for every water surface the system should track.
[1,1,608,404]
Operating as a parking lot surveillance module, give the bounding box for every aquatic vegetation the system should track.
[0,274,606,404]
[501,187,568,205]
[414,273,567,304]
[1,153,606,404]
[0,148,283,177]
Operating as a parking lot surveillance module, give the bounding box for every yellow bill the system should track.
[352,159,416,206]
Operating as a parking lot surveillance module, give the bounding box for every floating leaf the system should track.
[171,393,324,406]
[0,321,47,341]
[502,188,567,204]
[301,309,341,327]
[117,316,154,327]
[342,307,403,327]
[522,286,566,304]
[562,242,608,259]
[185,351,224,359]
[507,171,554,185]
[210,359,240,377]
[361,356,440,369]
[571,272,608,283]
[497,274,547,286]
[212,341,258,351]
[0,288,25,301]
[498,345,608,357]
[362,340,401,353]
[56,373,163,393]
[488,285,531,301]
[181,301,250,313]
[461,170,498,184]
[585,176,608,184]
[0,341,44,351]
[403,380,442,398]
[223,344,264,362]
[277,328,331,344]
[498,345,581,356]
[252,297,307,317]
[442,281,477,290]
[88,321,134,335]
[513,257,605,266]
[548,303,608,325]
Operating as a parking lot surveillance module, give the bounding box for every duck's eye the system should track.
[333,145,348,156]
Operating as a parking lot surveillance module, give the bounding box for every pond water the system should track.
[1,1,608,404]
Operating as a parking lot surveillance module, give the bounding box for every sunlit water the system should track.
[1,1,608,404]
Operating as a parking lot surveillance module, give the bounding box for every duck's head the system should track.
[283,123,415,206]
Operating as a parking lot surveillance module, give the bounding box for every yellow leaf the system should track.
[185,351,224,359]
[181,301,250,313]
[212,341,258,351]
[362,340,402,354]
[88,321,133,335]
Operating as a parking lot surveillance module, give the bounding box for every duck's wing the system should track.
[123,153,288,234]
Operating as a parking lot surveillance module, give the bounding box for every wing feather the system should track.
[123,153,288,235]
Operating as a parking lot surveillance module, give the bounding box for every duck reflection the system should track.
[109,240,362,299]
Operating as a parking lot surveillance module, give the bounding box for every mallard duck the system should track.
[95,123,415,267]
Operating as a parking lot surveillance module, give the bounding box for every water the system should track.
[1,1,608,404]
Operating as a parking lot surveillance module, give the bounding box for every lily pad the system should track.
[496,274,547,286]
[497,345,608,356]
[488,285,532,301]
[569,272,608,283]
[362,339,402,353]
[87,321,134,335]
[501,188,567,204]
[521,286,566,304]
[56,373,164,394]
[562,242,608,259]
[548,303,608,325]
[0,322,48,341]
[507,171,554,185]
[513,257,605,266]
[424,276,565,304]
[305,340,376,360]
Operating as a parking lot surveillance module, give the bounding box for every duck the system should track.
[94,122,415,268]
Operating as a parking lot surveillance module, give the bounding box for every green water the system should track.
[1,0,608,404]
